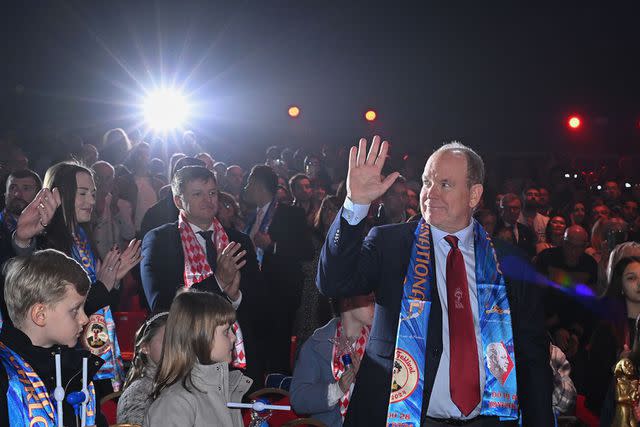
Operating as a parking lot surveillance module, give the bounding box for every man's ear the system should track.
[30,303,48,327]
[173,194,183,211]
[469,184,484,209]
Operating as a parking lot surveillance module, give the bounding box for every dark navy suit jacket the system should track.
[317,211,553,426]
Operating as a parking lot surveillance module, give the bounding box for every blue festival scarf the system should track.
[244,198,278,265]
[0,342,97,427]
[0,209,18,235]
[72,226,125,392]
[386,219,518,425]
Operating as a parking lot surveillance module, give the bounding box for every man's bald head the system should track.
[564,225,589,244]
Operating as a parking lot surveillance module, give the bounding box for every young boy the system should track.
[0,249,107,426]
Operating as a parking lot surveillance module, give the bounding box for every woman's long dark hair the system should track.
[42,162,95,254]
[602,256,640,347]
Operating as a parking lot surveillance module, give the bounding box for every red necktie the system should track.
[444,235,480,416]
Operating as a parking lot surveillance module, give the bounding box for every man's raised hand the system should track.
[346,135,399,205]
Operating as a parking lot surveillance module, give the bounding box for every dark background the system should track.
[1,1,639,166]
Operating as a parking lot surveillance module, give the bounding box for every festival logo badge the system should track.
[389,348,419,403]
[83,314,109,355]
[485,342,514,386]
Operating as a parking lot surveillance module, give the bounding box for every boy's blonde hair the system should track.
[152,291,235,399]
[3,249,90,326]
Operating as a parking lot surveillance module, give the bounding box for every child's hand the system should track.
[338,367,356,394]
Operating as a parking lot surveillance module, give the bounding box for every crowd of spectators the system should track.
[0,127,638,426]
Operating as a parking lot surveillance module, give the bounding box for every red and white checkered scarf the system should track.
[178,212,246,368]
[331,320,370,419]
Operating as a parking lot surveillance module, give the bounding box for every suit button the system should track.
[432,348,440,357]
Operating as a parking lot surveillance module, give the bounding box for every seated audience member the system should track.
[0,169,41,265]
[12,162,142,393]
[536,226,597,363]
[536,215,567,255]
[0,249,107,426]
[473,209,497,236]
[217,191,243,231]
[290,173,319,227]
[91,161,135,260]
[519,186,550,243]
[496,192,536,257]
[587,217,629,294]
[375,176,409,226]
[225,165,244,200]
[140,165,265,387]
[139,156,205,239]
[607,242,640,285]
[585,256,640,416]
[550,343,576,416]
[195,152,215,171]
[145,292,252,427]
[566,201,587,229]
[117,312,168,425]
[290,294,374,427]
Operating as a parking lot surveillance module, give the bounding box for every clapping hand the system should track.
[216,242,247,301]
[15,188,61,245]
[347,136,400,205]
[116,239,142,281]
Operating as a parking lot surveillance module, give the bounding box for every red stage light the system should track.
[568,115,581,129]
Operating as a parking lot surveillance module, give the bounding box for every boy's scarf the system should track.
[72,225,125,391]
[178,213,246,369]
[0,341,97,426]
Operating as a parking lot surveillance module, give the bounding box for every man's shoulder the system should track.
[226,227,251,244]
[143,222,179,243]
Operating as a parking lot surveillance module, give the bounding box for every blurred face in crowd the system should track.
[500,197,521,225]
[210,322,236,363]
[383,180,408,219]
[622,261,640,305]
[92,163,115,196]
[562,226,589,267]
[343,293,375,327]
[421,151,482,233]
[304,157,321,179]
[226,166,244,192]
[406,188,419,211]
[74,172,97,224]
[196,153,215,171]
[313,184,327,204]
[143,325,165,365]
[275,187,293,205]
[293,178,313,202]
[592,204,611,223]
[5,176,39,216]
[604,181,621,202]
[538,188,550,207]
[216,196,238,229]
[571,202,586,225]
[175,178,218,227]
[549,216,567,237]
[321,201,339,230]
[523,188,540,209]
[622,200,639,224]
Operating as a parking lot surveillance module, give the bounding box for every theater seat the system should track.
[114,311,147,361]
[575,394,599,427]
[100,391,122,426]
[283,419,329,427]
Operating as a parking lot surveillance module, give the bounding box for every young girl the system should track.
[117,312,169,425]
[144,291,252,427]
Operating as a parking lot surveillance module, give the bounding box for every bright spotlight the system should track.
[288,106,301,118]
[144,89,189,131]
[365,110,377,122]
[567,115,581,130]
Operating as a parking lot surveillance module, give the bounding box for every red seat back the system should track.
[114,311,147,361]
